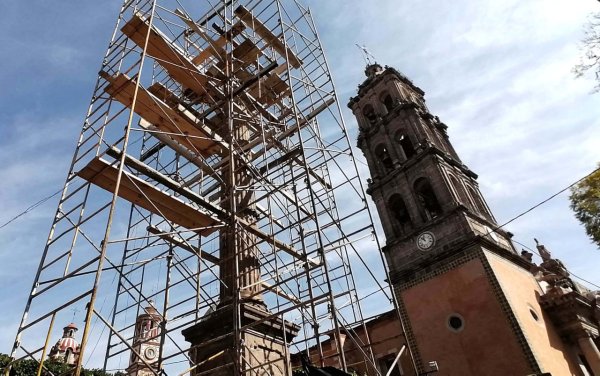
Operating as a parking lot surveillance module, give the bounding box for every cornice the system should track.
[348,66,425,109]
[366,144,477,196]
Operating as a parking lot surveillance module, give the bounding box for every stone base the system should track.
[182,303,299,376]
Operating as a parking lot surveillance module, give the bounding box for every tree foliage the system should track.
[0,353,125,376]
[570,166,600,248]
[574,12,600,92]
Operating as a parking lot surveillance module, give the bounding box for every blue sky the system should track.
[1,0,599,357]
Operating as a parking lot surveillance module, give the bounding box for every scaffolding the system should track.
[6,1,397,375]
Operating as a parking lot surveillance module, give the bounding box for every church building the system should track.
[347,63,600,376]
[48,323,81,365]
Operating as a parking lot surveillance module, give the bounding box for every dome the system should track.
[54,336,80,353]
[143,304,160,316]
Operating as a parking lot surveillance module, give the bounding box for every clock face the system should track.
[483,225,499,241]
[144,346,157,360]
[417,232,435,250]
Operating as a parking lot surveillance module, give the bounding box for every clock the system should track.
[144,346,157,361]
[483,225,499,241]
[416,231,435,251]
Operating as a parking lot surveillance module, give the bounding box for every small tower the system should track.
[48,323,80,365]
[349,64,585,375]
[127,303,161,376]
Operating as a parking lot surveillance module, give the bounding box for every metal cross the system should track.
[356,44,377,65]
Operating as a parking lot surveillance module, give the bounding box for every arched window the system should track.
[449,175,469,206]
[395,131,416,159]
[374,144,394,171]
[467,186,488,216]
[388,194,411,224]
[362,104,377,125]
[414,177,442,220]
[382,93,394,113]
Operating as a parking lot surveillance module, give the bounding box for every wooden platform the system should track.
[103,73,222,157]
[248,73,290,107]
[174,8,242,67]
[77,157,219,235]
[121,13,221,101]
[234,5,302,69]
[232,39,261,69]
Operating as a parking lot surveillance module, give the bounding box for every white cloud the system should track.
[1,0,600,359]
[316,0,600,290]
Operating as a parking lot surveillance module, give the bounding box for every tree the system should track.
[0,353,124,376]
[570,166,600,248]
[574,12,600,92]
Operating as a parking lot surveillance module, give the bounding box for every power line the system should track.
[483,165,600,290]
[512,238,600,290]
[0,136,149,232]
[0,188,63,230]
[2,161,599,291]
[491,165,600,234]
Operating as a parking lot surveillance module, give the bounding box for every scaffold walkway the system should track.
[5,1,399,375]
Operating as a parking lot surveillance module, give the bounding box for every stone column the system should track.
[219,120,263,306]
[577,334,600,376]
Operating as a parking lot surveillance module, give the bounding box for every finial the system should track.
[355,44,377,66]
[70,306,80,322]
[534,238,553,262]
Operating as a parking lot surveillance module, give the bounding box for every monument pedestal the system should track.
[182,303,299,376]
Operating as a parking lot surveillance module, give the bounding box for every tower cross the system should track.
[356,44,377,65]
[70,307,81,322]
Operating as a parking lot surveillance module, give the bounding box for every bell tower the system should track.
[127,303,161,376]
[350,63,513,274]
[349,64,582,376]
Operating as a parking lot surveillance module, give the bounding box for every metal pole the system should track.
[35,314,56,376]
[74,2,158,375]
[275,0,348,370]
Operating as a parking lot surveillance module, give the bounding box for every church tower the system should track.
[49,323,81,365]
[127,304,161,376]
[349,64,584,375]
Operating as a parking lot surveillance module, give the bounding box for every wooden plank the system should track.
[232,39,261,68]
[77,158,219,236]
[239,91,278,121]
[146,82,180,107]
[175,8,228,65]
[234,5,302,69]
[121,13,221,100]
[103,73,222,157]
[107,146,226,218]
[248,72,291,107]
[191,22,245,66]
[138,119,216,177]
[147,225,220,264]
[146,81,233,151]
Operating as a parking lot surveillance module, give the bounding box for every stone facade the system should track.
[349,63,600,376]
[182,302,298,376]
